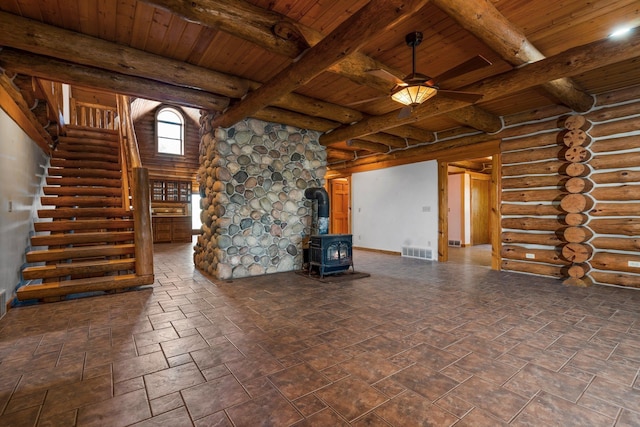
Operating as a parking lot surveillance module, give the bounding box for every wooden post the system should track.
[133,167,154,278]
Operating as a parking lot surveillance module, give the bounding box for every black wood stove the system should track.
[308,234,353,278]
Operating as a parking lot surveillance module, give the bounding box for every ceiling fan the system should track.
[353,31,491,117]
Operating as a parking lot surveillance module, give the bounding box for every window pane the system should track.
[158,122,182,139]
[158,110,181,124]
[158,137,182,155]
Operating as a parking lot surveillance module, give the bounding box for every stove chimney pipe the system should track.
[305,187,329,234]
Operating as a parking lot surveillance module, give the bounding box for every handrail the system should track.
[71,100,117,129]
[34,78,65,135]
[116,94,154,279]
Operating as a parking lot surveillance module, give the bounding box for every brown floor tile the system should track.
[181,374,250,420]
[4,245,640,426]
[512,391,614,426]
[227,388,303,426]
[113,351,168,383]
[315,376,387,422]
[77,388,151,427]
[144,362,205,400]
[268,363,331,401]
[375,390,458,426]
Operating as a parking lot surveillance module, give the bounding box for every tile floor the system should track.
[1,242,640,426]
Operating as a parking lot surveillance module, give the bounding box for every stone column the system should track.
[194,113,327,280]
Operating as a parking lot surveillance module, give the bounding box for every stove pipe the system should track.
[305,187,329,234]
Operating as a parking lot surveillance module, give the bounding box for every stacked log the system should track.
[557,115,594,286]
[586,95,640,288]
[500,116,571,278]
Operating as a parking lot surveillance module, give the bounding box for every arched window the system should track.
[156,107,184,155]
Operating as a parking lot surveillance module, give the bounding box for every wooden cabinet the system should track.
[151,179,191,202]
[152,216,192,243]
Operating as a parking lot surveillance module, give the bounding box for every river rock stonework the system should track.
[194,114,327,279]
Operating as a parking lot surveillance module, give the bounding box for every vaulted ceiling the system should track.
[0,0,639,167]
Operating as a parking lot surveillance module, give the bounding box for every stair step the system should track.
[22,258,136,280]
[48,168,122,179]
[55,142,119,156]
[35,219,134,232]
[50,158,121,171]
[16,274,153,301]
[51,150,120,163]
[43,186,122,197]
[41,196,122,207]
[63,126,119,140]
[31,231,134,247]
[57,135,119,146]
[26,243,135,263]
[46,177,122,188]
[37,207,131,219]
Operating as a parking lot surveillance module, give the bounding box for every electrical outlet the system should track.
[525,253,535,259]
[628,260,640,268]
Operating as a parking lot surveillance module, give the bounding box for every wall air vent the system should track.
[402,246,433,260]
[448,240,461,247]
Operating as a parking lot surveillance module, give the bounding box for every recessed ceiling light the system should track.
[609,26,632,38]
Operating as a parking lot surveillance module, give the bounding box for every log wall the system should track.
[500,85,640,289]
[134,102,201,189]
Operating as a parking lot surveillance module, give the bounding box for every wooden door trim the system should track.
[437,140,501,270]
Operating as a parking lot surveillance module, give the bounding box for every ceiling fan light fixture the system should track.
[391,83,437,106]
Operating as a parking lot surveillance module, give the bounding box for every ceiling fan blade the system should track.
[437,90,483,103]
[366,69,405,85]
[397,106,412,119]
[434,55,492,84]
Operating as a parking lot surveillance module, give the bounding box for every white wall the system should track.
[0,109,48,303]
[351,160,439,259]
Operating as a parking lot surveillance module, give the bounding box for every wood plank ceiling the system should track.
[0,0,639,166]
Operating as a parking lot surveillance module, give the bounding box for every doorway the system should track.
[329,177,350,234]
[438,143,501,270]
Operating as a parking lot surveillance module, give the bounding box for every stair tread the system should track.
[55,143,119,155]
[16,274,153,301]
[26,243,135,262]
[46,177,122,187]
[52,150,119,162]
[37,208,131,219]
[50,159,121,171]
[35,219,134,232]
[41,196,122,207]
[31,231,134,246]
[48,168,122,179]
[22,258,136,280]
[43,187,122,197]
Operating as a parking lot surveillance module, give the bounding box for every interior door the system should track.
[330,178,350,234]
[470,176,491,245]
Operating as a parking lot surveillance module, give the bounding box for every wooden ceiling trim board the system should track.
[431,0,593,112]
[211,0,430,128]
[320,29,640,145]
[114,1,135,45]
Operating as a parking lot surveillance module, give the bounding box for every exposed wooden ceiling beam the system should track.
[140,0,316,59]
[360,133,414,149]
[211,0,429,128]
[0,10,435,144]
[347,139,390,153]
[0,48,230,111]
[0,11,248,98]
[431,0,594,112]
[326,148,356,161]
[147,0,498,135]
[320,28,640,145]
[0,73,53,153]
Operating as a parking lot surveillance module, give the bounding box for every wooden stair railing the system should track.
[17,92,153,301]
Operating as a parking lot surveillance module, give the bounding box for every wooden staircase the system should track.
[17,125,153,301]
